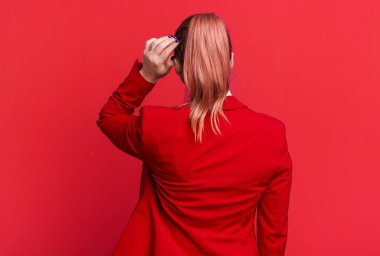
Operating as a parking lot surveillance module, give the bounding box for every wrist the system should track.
[139,69,158,84]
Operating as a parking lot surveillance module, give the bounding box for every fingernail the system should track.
[170,55,176,60]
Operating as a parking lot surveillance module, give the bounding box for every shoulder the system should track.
[137,104,188,151]
[254,112,291,172]
[248,110,286,130]
[139,103,190,115]
[251,111,287,145]
[138,104,189,131]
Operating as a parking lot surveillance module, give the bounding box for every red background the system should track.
[1,1,379,255]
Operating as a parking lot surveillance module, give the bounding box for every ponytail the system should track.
[174,13,233,144]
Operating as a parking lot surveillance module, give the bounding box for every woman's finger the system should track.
[144,38,157,54]
[149,36,170,53]
[154,37,177,56]
[161,39,179,61]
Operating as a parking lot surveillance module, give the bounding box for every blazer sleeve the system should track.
[256,122,293,256]
[96,58,156,161]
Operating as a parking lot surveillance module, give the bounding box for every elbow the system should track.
[96,112,105,129]
[96,119,103,133]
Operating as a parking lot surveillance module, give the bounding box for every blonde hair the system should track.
[174,13,233,144]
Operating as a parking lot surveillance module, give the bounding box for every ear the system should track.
[174,58,181,75]
[230,52,234,69]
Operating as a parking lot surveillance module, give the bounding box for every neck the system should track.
[226,90,232,96]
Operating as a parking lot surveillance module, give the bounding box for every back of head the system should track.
[174,12,233,144]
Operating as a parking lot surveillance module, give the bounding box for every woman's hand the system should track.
[139,35,180,84]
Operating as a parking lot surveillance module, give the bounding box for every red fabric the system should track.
[96,59,293,256]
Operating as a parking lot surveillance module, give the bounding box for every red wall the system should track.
[1,1,379,255]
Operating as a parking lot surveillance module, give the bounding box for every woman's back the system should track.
[96,59,293,255]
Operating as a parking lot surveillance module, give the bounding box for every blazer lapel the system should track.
[222,96,247,110]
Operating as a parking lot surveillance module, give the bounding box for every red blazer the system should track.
[96,59,293,256]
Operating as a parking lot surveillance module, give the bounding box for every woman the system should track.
[96,12,292,256]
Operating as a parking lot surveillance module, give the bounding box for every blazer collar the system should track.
[222,95,247,110]
[176,96,247,110]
